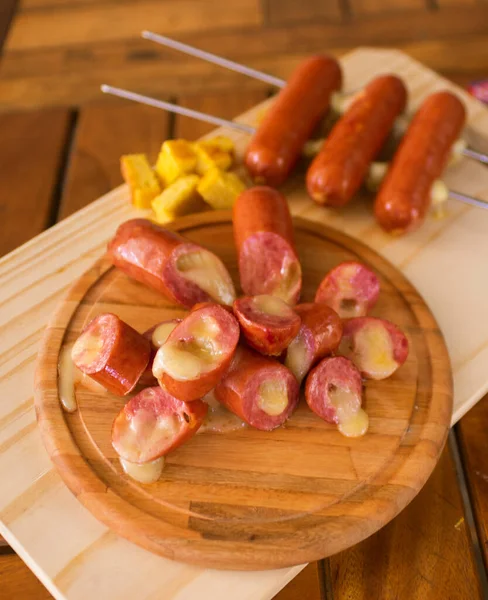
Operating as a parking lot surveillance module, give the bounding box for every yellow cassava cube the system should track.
[120,154,161,209]
[192,143,233,176]
[197,168,246,210]
[152,174,205,223]
[155,140,197,186]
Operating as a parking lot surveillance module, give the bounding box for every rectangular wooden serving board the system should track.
[1,48,488,600]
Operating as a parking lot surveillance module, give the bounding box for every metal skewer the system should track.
[461,147,488,165]
[101,84,488,211]
[141,31,286,89]
[100,85,255,134]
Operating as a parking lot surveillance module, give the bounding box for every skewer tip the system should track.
[100,84,110,94]
[141,30,151,39]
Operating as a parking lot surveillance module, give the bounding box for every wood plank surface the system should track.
[0,552,52,600]
[0,108,73,256]
[265,0,344,24]
[274,563,324,600]
[329,445,482,599]
[1,5,488,111]
[0,0,18,52]
[349,0,427,14]
[59,102,169,219]
[5,0,263,51]
[457,396,488,569]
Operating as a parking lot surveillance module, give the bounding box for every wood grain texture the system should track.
[349,0,427,14]
[0,108,73,257]
[2,6,488,110]
[0,0,18,52]
[264,0,344,24]
[34,211,452,570]
[0,48,487,598]
[457,395,488,568]
[59,102,170,219]
[330,444,482,599]
[5,0,262,51]
[274,562,324,600]
[0,552,52,599]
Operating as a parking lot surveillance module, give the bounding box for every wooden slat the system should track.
[5,0,262,51]
[329,446,482,599]
[0,0,18,52]
[174,88,269,140]
[1,6,488,110]
[20,0,104,9]
[0,108,73,257]
[59,102,169,219]
[0,552,51,599]
[457,395,488,568]
[349,0,426,14]
[274,563,323,600]
[265,0,343,25]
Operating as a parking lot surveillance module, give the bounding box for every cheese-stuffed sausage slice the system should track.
[245,55,342,187]
[214,346,299,431]
[233,295,301,356]
[107,219,236,308]
[305,356,368,437]
[374,91,466,233]
[71,313,151,396]
[233,186,302,304]
[152,304,240,402]
[307,75,407,207]
[285,303,343,383]
[339,317,409,380]
[315,261,380,319]
[112,386,208,463]
[139,319,182,387]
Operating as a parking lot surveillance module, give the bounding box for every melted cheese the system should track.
[257,380,288,416]
[71,331,104,366]
[198,404,247,434]
[337,408,369,438]
[152,322,178,348]
[120,457,165,484]
[354,322,398,379]
[285,333,310,384]
[58,344,77,413]
[253,295,289,317]
[176,249,235,305]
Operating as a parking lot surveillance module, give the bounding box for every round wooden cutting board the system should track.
[34,210,452,571]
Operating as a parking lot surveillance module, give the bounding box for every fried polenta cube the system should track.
[120,154,161,209]
[198,135,235,154]
[152,174,206,223]
[192,143,233,175]
[155,140,197,186]
[197,168,246,210]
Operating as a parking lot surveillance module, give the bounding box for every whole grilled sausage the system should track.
[245,55,342,187]
[307,75,407,207]
[374,91,466,233]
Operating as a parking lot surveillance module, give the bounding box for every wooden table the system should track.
[1,0,488,598]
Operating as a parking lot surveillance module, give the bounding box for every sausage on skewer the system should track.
[307,75,407,207]
[374,91,466,233]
